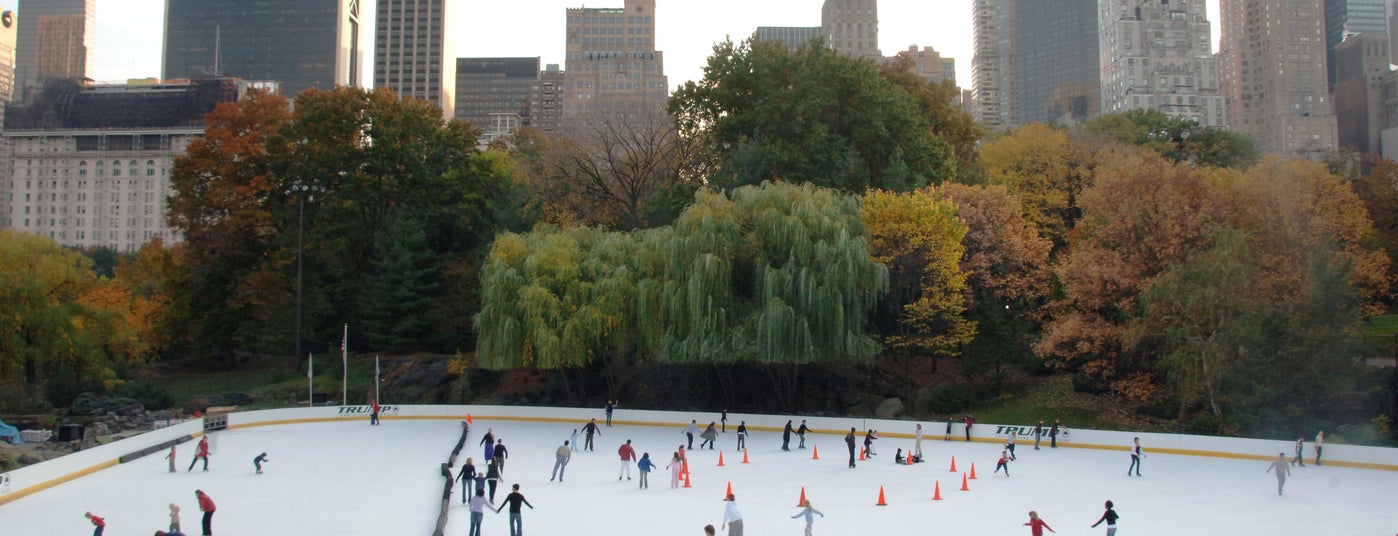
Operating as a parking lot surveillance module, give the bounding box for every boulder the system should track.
[875,397,905,419]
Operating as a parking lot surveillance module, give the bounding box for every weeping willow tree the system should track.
[476,181,889,406]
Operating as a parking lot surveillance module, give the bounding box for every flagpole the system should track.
[307,353,314,407]
[375,356,381,404]
[341,323,348,407]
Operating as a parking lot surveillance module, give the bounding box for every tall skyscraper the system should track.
[0,10,16,104]
[1332,33,1389,153]
[1220,0,1337,159]
[754,27,823,53]
[562,0,668,119]
[374,0,455,118]
[164,0,364,97]
[1098,0,1225,127]
[455,57,540,129]
[1325,0,1388,91]
[822,0,880,59]
[14,0,94,102]
[973,0,1100,128]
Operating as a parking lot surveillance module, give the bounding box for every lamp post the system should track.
[1151,124,1195,163]
[288,182,315,366]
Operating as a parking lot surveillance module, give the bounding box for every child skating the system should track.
[1024,511,1055,535]
[253,452,269,474]
[84,512,106,536]
[1090,500,1119,535]
[637,452,655,489]
[995,448,1012,476]
[165,445,177,472]
[790,499,824,536]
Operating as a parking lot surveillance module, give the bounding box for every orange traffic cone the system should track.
[683,459,690,476]
[932,481,943,501]
[949,456,957,472]
[466,414,473,425]
[742,449,750,464]
[876,485,888,506]
[812,445,820,460]
[960,472,970,491]
[859,448,867,461]
[684,471,693,488]
[797,486,807,507]
[717,451,726,466]
[725,481,733,498]
[969,463,978,479]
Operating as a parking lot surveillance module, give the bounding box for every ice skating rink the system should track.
[5,415,1397,535]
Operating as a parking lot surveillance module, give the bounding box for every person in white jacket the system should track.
[722,493,744,536]
[1127,437,1143,477]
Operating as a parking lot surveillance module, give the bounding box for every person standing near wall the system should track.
[721,493,744,536]
[1034,420,1045,450]
[963,416,974,442]
[1266,452,1291,495]
[605,400,616,427]
[1050,420,1061,448]
[945,417,953,441]
[913,424,923,459]
[1314,431,1324,465]
[195,489,216,536]
[782,420,794,451]
[369,401,380,426]
[1090,500,1118,536]
[721,409,728,433]
[1006,430,1017,460]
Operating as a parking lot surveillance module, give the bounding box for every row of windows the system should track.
[572,37,654,46]
[568,15,652,25]
[573,26,652,36]
[20,218,162,230]
[17,201,160,215]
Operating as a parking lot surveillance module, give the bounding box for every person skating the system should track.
[666,451,684,488]
[156,531,188,536]
[618,439,638,480]
[550,442,570,482]
[484,437,497,465]
[85,512,106,536]
[459,458,478,501]
[700,422,718,449]
[165,445,177,473]
[720,409,728,433]
[480,428,495,448]
[605,400,616,427]
[845,427,857,468]
[253,452,269,474]
[195,489,216,536]
[569,429,580,452]
[637,452,655,489]
[1050,419,1060,448]
[782,420,794,451]
[582,419,601,451]
[863,429,879,457]
[963,416,974,442]
[797,420,810,449]
[1266,452,1291,495]
[1024,511,1055,535]
[913,423,923,459]
[894,448,906,465]
[369,401,380,425]
[493,438,509,476]
[721,493,744,536]
[945,417,953,441]
[995,448,1012,476]
[790,499,825,536]
[467,488,495,536]
[736,421,748,450]
[485,459,502,502]
[1127,437,1143,476]
[704,525,716,536]
[684,420,699,450]
[168,502,181,533]
[1006,429,1018,460]
[1090,500,1119,536]
[1034,420,1045,450]
[1314,430,1324,465]
[187,436,210,472]
[495,483,533,536]
[1291,438,1306,467]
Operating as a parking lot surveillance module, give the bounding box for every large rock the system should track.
[875,397,905,419]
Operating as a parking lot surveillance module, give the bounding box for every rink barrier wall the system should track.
[0,419,203,506]
[5,405,1398,506]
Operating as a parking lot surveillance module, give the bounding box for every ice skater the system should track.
[1050,419,1060,448]
[569,429,580,452]
[605,400,616,427]
[618,439,638,480]
[684,420,699,450]
[467,488,495,536]
[913,423,923,459]
[736,421,748,450]
[583,419,601,451]
[1314,430,1324,465]
[484,435,497,464]
[666,452,684,488]
[1024,511,1055,535]
[721,409,728,433]
[1266,452,1291,495]
[995,448,1012,476]
[700,422,718,449]
[782,420,794,451]
[480,428,495,449]
[790,499,824,536]
[845,427,857,468]
[1034,420,1045,450]
[485,459,502,502]
[637,452,655,489]
[704,525,716,536]
[797,420,810,449]
[156,531,189,536]
[1127,437,1143,476]
[168,503,181,533]
[493,438,509,476]
[195,489,216,536]
[369,401,380,425]
[459,457,478,501]
[1291,438,1305,467]
[964,416,974,442]
[187,436,210,472]
[1006,429,1017,459]
[721,493,744,536]
[863,429,878,456]
[253,452,269,474]
[1090,500,1118,535]
[945,417,953,441]
[85,512,106,536]
[494,483,533,536]
[550,442,570,482]
[165,445,177,472]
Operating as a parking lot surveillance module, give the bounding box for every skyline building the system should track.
[972,0,1015,128]
[14,0,94,103]
[822,0,880,59]
[1325,0,1388,91]
[1098,0,1225,127]
[895,45,956,86]
[973,0,1100,128]
[374,0,455,118]
[562,0,669,119]
[1219,0,1337,159]
[163,0,364,97]
[455,57,539,131]
[1333,33,1390,153]
[754,26,823,52]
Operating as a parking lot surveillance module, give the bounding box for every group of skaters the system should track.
[84,489,215,536]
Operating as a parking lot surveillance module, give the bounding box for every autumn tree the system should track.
[979,123,1092,250]
[1085,109,1259,169]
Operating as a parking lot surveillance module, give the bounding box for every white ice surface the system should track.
[5,416,1397,535]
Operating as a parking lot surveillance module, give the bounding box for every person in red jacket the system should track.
[188,436,210,472]
[370,402,380,425]
[84,512,106,536]
[1024,511,1055,536]
[617,439,638,481]
[195,489,216,536]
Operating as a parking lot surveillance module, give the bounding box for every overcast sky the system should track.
[3,0,1224,93]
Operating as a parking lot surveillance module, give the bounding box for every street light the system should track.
[287,182,319,367]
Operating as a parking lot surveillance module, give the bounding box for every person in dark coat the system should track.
[782,420,794,451]
[1050,419,1060,448]
[458,458,478,503]
[736,421,748,450]
[582,419,601,451]
[845,427,857,468]
[797,420,810,449]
